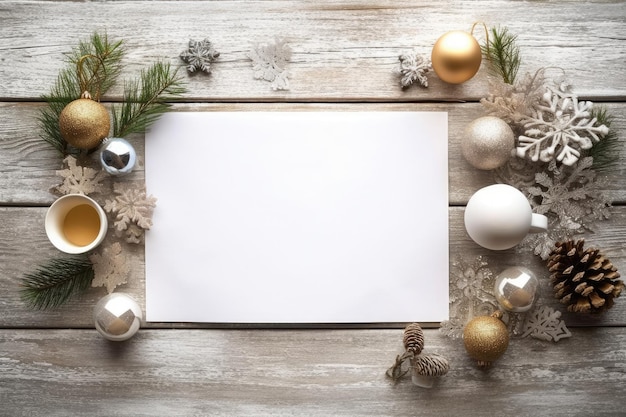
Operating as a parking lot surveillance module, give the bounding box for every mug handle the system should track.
[529,213,548,233]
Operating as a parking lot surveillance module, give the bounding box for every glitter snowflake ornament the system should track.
[397,52,430,88]
[54,155,107,196]
[440,256,499,338]
[180,38,220,74]
[522,306,571,342]
[104,183,157,244]
[517,82,609,166]
[90,242,131,293]
[502,157,612,260]
[248,37,292,90]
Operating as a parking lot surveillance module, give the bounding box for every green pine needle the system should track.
[38,33,124,155]
[112,61,185,138]
[482,26,521,85]
[20,256,94,310]
[588,106,620,172]
[65,32,124,100]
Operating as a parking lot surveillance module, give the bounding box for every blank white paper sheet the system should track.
[145,112,449,323]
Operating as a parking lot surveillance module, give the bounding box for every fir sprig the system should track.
[20,257,94,310]
[588,106,620,172]
[39,33,124,155]
[482,26,521,85]
[112,62,185,138]
[66,32,124,100]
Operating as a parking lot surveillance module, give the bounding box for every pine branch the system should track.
[482,26,521,85]
[38,33,124,155]
[112,62,185,138]
[66,32,124,100]
[20,257,94,310]
[588,106,620,172]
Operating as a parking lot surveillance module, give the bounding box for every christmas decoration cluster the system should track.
[420,24,623,377]
[21,33,185,342]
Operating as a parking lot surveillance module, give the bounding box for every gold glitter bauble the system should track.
[431,31,482,84]
[463,314,509,368]
[462,116,515,170]
[59,98,110,149]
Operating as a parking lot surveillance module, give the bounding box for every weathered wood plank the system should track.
[2,206,625,328]
[1,102,625,205]
[1,328,625,416]
[0,1,625,101]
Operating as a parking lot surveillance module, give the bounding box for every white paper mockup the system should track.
[145,112,449,323]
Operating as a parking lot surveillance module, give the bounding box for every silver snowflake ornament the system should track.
[398,52,430,88]
[180,38,220,74]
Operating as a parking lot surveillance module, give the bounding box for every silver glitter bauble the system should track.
[94,293,142,341]
[99,137,137,175]
[494,266,538,313]
[461,116,515,170]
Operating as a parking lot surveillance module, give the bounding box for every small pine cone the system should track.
[412,353,450,377]
[547,239,624,314]
[403,322,424,355]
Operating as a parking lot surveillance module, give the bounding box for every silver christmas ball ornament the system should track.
[462,116,515,170]
[99,137,137,175]
[494,266,539,313]
[94,293,142,341]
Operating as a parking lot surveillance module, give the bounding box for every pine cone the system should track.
[402,322,424,355]
[547,239,624,314]
[412,353,450,377]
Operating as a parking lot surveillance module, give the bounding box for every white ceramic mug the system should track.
[464,184,548,250]
[45,194,108,254]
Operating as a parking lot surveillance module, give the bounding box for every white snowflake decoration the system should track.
[54,155,107,196]
[103,183,157,244]
[397,52,430,88]
[90,242,131,293]
[522,306,571,342]
[517,83,609,166]
[248,37,292,91]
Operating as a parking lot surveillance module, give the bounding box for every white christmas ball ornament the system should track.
[462,116,515,170]
[94,293,142,341]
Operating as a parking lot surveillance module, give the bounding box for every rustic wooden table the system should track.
[1,1,625,416]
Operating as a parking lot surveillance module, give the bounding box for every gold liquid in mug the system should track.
[62,204,101,246]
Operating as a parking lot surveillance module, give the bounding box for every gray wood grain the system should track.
[1,0,625,415]
[1,328,625,416]
[0,1,625,102]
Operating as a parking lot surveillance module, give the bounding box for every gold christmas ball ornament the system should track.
[462,116,516,170]
[463,312,509,368]
[59,95,110,149]
[431,30,482,84]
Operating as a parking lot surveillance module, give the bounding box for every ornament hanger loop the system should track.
[471,22,489,54]
[76,54,105,101]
